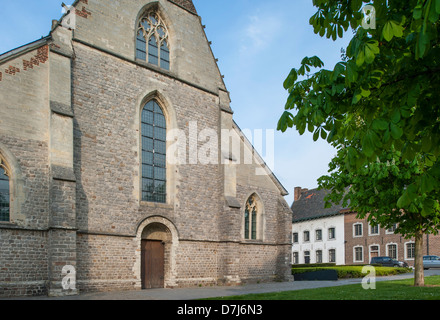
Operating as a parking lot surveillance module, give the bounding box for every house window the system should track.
[244,194,260,240]
[304,251,310,264]
[386,224,397,234]
[141,100,167,203]
[328,227,336,240]
[406,242,415,259]
[292,252,299,265]
[354,246,364,262]
[354,223,363,237]
[315,229,322,241]
[293,233,299,243]
[329,249,336,263]
[0,164,10,222]
[387,244,397,260]
[303,231,310,242]
[370,224,379,235]
[316,250,323,263]
[136,11,170,70]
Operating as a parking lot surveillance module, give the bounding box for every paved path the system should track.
[13,269,440,300]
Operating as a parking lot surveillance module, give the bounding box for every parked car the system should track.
[423,255,440,269]
[370,256,409,268]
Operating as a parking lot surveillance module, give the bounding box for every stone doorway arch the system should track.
[135,216,179,289]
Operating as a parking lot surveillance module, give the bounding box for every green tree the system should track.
[278,0,440,286]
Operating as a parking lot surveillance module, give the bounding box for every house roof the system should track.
[291,188,349,223]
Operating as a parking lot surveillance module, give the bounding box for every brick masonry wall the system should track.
[76,233,138,292]
[0,229,48,297]
[345,213,440,266]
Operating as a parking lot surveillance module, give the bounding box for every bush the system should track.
[291,263,336,269]
[291,265,412,279]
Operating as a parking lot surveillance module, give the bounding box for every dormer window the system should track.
[136,11,170,71]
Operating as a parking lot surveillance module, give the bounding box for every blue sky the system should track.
[0,0,350,205]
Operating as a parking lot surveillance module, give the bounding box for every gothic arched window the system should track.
[244,194,259,240]
[141,100,167,204]
[136,11,170,70]
[0,158,10,222]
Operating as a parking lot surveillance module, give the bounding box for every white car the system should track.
[423,255,440,269]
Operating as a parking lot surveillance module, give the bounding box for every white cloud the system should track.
[239,13,282,55]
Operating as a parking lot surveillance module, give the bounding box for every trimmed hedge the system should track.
[291,265,412,279]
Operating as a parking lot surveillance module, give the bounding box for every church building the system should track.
[0,0,292,297]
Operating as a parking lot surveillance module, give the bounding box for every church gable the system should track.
[59,0,224,94]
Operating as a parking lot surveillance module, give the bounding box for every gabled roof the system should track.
[232,121,289,197]
[168,0,197,15]
[291,188,349,223]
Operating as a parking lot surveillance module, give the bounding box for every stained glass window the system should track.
[141,100,166,203]
[136,12,170,71]
[0,165,10,222]
[244,195,259,240]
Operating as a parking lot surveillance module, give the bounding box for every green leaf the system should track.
[421,173,437,194]
[362,130,379,157]
[390,123,404,139]
[414,5,423,19]
[416,30,431,59]
[365,41,380,64]
[372,119,389,131]
[356,49,365,67]
[437,0,440,14]
[277,111,293,132]
[397,190,411,209]
[382,21,403,41]
[391,110,401,123]
[313,129,320,141]
[283,69,298,90]
[352,91,362,104]
[429,0,440,22]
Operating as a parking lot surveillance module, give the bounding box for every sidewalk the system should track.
[16,269,439,300]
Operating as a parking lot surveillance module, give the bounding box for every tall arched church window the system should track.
[136,12,170,71]
[0,158,10,222]
[141,100,167,204]
[244,194,259,240]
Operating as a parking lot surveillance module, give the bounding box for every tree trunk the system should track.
[414,230,425,287]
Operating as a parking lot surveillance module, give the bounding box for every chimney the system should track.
[294,187,302,202]
[294,187,309,202]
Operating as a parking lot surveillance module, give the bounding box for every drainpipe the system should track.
[426,234,429,255]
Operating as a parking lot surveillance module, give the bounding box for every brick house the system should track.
[292,187,440,267]
[0,0,292,297]
[345,212,440,267]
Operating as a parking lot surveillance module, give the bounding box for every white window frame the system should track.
[353,223,363,238]
[369,223,380,236]
[328,227,336,240]
[354,246,364,263]
[405,242,415,260]
[386,243,398,260]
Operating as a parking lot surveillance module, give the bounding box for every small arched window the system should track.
[141,100,167,204]
[0,158,10,222]
[136,11,170,70]
[244,194,259,240]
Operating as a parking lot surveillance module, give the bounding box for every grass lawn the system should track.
[206,276,440,300]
